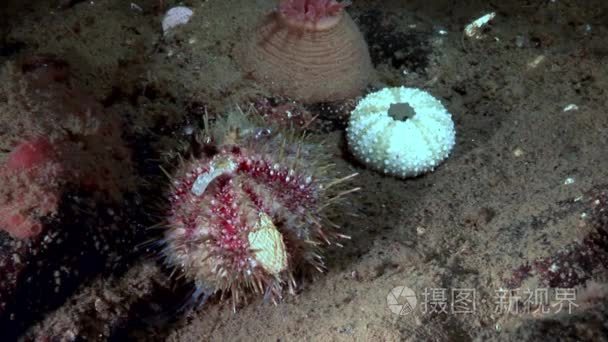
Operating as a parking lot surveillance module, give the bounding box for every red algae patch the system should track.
[6,138,56,171]
[236,0,373,104]
[0,56,135,239]
[0,138,63,239]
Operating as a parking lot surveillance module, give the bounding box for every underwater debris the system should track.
[248,96,317,131]
[464,12,496,39]
[506,186,608,289]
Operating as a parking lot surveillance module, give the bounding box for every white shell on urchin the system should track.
[346,87,456,178]
[162,6,194,35]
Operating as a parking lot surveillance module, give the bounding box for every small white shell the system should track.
[191,157,237,196]
[162,6,194,35]
[346,87,456,178]
[563,104,579,112]
[464,12,496,39]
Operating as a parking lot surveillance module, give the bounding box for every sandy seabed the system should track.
[1,0,608,341]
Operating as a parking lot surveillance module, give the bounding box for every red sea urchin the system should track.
[236,0,373,104]
[162,113,356,307]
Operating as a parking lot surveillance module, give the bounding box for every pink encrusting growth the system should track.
[0,138,63,239]
[6,138,56,170]
[0,55,135,240]
[279,0,349,22]
[162,114,355,305]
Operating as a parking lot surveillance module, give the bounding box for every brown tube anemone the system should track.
[237,0,373,104]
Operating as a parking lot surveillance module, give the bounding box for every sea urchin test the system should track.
[347,87,456,178]
[162,113,355,306]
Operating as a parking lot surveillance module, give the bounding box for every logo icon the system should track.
[387,286,417,315]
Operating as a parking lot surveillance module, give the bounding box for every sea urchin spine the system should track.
[162,114,355,306]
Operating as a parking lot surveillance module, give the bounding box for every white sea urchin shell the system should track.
[346,87,456,178]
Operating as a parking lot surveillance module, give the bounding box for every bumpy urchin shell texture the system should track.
[162,112,354,307]
[347,87,456,178]
[236,6,373,104]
